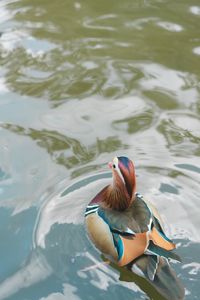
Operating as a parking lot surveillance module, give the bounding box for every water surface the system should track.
[0,0,200,299]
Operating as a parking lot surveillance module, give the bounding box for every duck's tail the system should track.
[129,255,185,300]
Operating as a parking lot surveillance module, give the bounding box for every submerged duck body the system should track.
[85,156,184,299]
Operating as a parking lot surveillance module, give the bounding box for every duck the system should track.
[85,156,184,300]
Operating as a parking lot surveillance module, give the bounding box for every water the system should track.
[0,0,200,299]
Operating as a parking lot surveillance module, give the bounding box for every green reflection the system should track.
[2,124,123,170]
[157,118,200,156]
[109,261,167,300]
[1,0,199,103]
[113,110,153,133]
[144,90,178,110]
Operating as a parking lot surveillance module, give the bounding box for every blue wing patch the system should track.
[112,233,124,261]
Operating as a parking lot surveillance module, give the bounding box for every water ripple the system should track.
[83,14,117,31]
[0,0,200,299]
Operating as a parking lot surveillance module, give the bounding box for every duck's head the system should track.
[105,156,136,210]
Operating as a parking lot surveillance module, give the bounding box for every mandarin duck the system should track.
[85,156,184,300]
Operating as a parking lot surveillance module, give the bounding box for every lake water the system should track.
[0,0,200,299]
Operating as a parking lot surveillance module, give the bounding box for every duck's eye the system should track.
[113,164,116,169]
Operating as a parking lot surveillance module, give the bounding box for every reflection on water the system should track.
[0,0,200,299]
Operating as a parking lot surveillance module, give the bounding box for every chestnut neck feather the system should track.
[102,185,132,211]
[91,161,136,211]
[101,175,135,211]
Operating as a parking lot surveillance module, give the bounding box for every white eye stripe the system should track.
[113,157,125,184]
[116,166,125,184]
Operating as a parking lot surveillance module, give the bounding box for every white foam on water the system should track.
[193,46,200,56]
[39,283,81,300]
[190,6,200,16]
[0,30,28,51]
[156,21,183,32]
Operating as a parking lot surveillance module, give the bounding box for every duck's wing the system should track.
[129,194,181,282]
[94,206,147,266]
[146,241,181,262]
[142,195,175,247]
[102,194,181,268]
[97,204,149,266]
[134,194,177,251]
[98,206,139,235]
